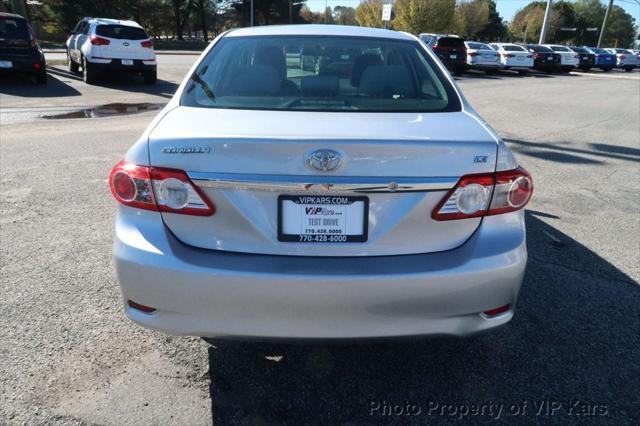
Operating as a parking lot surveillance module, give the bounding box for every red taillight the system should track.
[502,53,515,58]
[90,35,111,46]
[141,39,154,48]
[526,54,533,58]
[109,160,215,216]
[431,167,533,221]
[33,63,41,70]
[469,52,479,57]
[534,53,544,59]
[619,55,626,59]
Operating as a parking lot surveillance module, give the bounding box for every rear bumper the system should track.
[0,53,45,74]
[468,62,503,70]
[114,208,527,340]
[86,57,156,72]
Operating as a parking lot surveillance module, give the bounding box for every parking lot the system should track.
[1,55,639,424]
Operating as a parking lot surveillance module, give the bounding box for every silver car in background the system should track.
[464,41,502,73]
[605,48,639,72]
[110,25,533,340]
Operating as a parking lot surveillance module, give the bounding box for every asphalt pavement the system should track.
[1,56,639,425]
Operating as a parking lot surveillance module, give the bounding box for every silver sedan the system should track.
[110,25,533,340]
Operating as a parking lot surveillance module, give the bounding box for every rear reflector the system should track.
[483,304,511,317]
[432,167,533,221]
[109,160,215,216]
[128,300,156,313]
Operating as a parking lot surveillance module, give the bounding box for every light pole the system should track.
[539,0,553,44]
[597,0,614,48]
[250,0,254,26]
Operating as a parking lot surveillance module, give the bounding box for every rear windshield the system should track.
[96,25,148,40]
[0,17,29,42]
[569,46,588,54]
[466,42,491,50]
[435,37,465,48]
[527,45,553,53]
[182,35,461,113]
[591,48,609,54]
[550,46,571,52]
[502,45,526,52]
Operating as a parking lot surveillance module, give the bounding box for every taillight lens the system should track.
[619,55,626,59]
[432,167,533,221]
[109,161,215,216]
[469,52,479,57]
[90,35,111,46]
[141,39,154,48]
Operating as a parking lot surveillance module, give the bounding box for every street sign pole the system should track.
[381,3,392,29]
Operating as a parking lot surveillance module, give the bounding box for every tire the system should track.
[518,70,528,76]
[143,70,157,84]
[624,67,633,73]
[82,57,96,84]
[68,51,79,73]
[35,70,47,84]
[602,67,611,72]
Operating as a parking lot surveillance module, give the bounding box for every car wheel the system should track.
[603,68,611,72]
[68,52,79,73]
[518,70,528,76]
[82,57,96,84]
[143,70,157,84]
[624,67,632,72]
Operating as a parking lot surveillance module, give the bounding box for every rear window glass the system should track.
[182,35,461,113]
[436,37,465,48]
[96,25,148,40]
[0,17,29,41]
[466,42,491,50]
[569,47,588,54]
[502,45,526,52]
[550,46,571,52]
[527,45,553,53]
[592,48,609,54]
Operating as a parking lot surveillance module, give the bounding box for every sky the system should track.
[306,0,640,25]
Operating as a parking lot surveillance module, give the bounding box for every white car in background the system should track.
[66,17,157,84]
[605,48,638,72]
[489,43,533,75]
[464,41,502,73]
[542,45,579,72]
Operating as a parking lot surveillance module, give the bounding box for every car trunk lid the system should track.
[147,107,499,256]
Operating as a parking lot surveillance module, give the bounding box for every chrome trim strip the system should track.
[188,172,458,193]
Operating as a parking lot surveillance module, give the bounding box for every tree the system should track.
[171,0,194,40]
[602,5,636,47]
[394,0,456,34]
[453,0,490,40]
[509,1,576,44]
[356,0,384,29]
[476,0,506,41]
[334,6,357,26]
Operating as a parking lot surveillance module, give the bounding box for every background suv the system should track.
[66,17,157,84]
[419,33,467,75]
[0,12,46,84]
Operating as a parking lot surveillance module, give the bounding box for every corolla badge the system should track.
[308,149,342,172]
[123,42,130,47]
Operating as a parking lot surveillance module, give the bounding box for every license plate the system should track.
[547,56,554,60]
[449,54,457,59]
[122,59,134,66]
[582,56,589,60]
[483,54,494,60]
[278,195,368,243]
[0,60,12,69]
[517,56,524,61]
